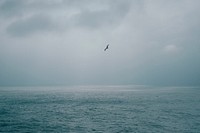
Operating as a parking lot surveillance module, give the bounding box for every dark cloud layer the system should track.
[6,14,54,36]
[0,0,24,17]
[0,0,200,86]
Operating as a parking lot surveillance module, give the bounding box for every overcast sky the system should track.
[0,0,200,86]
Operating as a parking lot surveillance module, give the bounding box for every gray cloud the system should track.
[0,0,25,17]
[6,14,54,36]
[2,0,132,36]
[0,0,200,86]
[71,1,131,29]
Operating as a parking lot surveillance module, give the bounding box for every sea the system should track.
[0,85,200,133]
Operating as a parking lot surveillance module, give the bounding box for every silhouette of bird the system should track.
[104,44,109,51]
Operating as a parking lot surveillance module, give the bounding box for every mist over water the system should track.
[0,86,200,132]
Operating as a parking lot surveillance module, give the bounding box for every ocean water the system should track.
[0,86,200,133]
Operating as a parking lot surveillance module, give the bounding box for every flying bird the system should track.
[104,44,109,51]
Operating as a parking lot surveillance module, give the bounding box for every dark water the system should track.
[0,86,200,133]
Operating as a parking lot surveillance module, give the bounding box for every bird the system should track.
[104,44,109,51]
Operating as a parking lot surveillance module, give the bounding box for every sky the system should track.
[0,0,200,86]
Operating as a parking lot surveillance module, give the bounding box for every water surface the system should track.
[0,86,200,132]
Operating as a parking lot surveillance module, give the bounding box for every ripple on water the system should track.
[0,86,200,132]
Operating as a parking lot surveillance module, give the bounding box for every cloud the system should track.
[62,0,132,29]
[6,14,54,36]
[0,0,200,86]
[0,0,25,17]
[163,45,179,54]
[0,0,63,18]
[2,0,132,37]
